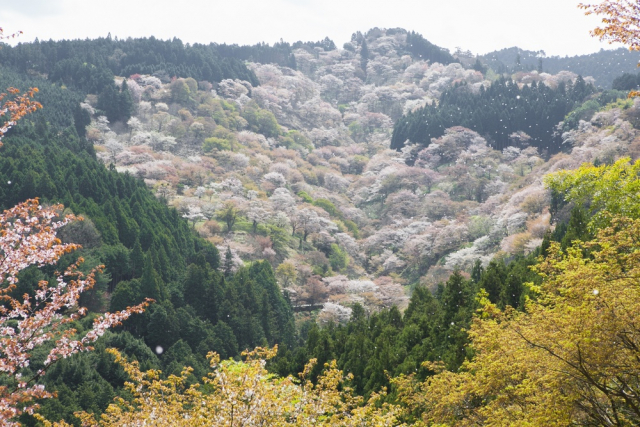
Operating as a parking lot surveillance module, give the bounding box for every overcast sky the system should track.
[0,0,622,57]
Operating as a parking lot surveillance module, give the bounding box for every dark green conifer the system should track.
[223,246,234,277]
[140,254,165,301]
[360,40,369,76]
[471,259,484,283]
[130,238,144,278]
[119,80,134,122]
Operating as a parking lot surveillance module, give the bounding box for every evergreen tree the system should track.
[360,40,369,77]
[561,206,591,251]
[97,84,120,123]
[471,259,484,284]
[472,58,485,73]
[119,80,134,122]
[441,270,475,324]
[140,254,165,301]
[478,260,507,307]
[130,238,144,278]
[223,246,234,277]
[146,303,178,349]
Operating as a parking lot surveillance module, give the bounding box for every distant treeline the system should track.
[215,36,341,70]
[612,71,640,91]
[481,47,640,89]
[0,35,365,92]
[0,36,297,123]
[350,28,457,66]
[404,30,457,65]
[0,36,266,88]
[391,76,594,153]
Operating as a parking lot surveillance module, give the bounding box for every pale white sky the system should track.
[0,0,621,57]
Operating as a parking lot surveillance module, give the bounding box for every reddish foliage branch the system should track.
[0,27,42,145]
[0,27,23,41]
[0,87,42,145]
[580,0,640,97]
[580,0,640,50]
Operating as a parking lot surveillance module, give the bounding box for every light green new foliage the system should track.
[545,157,640,229]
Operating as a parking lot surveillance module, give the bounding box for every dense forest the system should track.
[0,36,259,86]
[390,75,594,153]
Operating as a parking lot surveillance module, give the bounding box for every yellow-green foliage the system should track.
[395,216,640,425]
[242,101,281,138]
[545,157,640,229]
[203,126,238,152]
[170,78,192,104]
[184,77,197,93]
[42,347,400,426]
[280,130,313,152]
[562,99,601,130]
[203,137,232,152]
[603,97,633,111]
[197,96,238,129]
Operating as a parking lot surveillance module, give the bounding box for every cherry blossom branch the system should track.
[0,200,150,425]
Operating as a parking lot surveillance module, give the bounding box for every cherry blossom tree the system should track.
[182,205,205,228]
[150,111,171,133]
[295,208,325,243]
[305,275,329,305]
[103,138,124,164]
[269,188,296,214]
[247,201,271,234]
[148,131,176,151]
[383,189,419,219]
[125,79,142,103]
[0,200,149,424]
[323,172,350,193]
[318,302,352,324]
[220,177,245,197]
[194,186,206,199]
[136,101,153,120]
[261,172,287,193]
[126,117,142,137]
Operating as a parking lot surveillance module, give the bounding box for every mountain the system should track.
[3,25,640,425]
[2,27,627,321]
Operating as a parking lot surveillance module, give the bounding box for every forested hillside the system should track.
[0,37,261,86]
[0,49,296,425]
[3,15,640,425]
